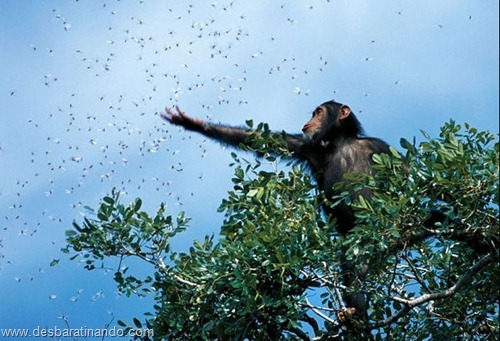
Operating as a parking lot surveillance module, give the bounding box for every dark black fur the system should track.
[295,100,391,234]
[293,101,391,322]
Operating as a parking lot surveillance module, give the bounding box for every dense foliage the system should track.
[64,121,499,340]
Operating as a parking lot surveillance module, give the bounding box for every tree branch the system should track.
[304,298,337,325]
[369,252,496,329]
[118,240,198,287]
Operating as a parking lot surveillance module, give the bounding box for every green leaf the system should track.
[389,146,401,158]
[247,189,259,197]
[134,198,142,211]
[133,318,142,328]
[203,321,214,332]
[103,196,114,205]
[420,129,430,139]
[372,153,383,164]
[97,212,108,221]
[65,230,77,237]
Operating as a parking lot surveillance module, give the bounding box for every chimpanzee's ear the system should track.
[339,105,351,120]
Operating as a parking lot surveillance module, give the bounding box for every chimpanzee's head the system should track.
[302,100,363,144]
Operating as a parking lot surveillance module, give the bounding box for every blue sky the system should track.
[0,0,498,337]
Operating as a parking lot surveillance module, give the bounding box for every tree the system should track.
[63,121,499,340]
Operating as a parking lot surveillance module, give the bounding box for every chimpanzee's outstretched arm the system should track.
[161,105,307,157]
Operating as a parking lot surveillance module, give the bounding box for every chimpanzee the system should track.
[161,100,392,322]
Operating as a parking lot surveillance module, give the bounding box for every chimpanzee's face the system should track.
[302,105,328,140]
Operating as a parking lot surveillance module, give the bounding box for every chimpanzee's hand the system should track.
[161,105,207,131]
